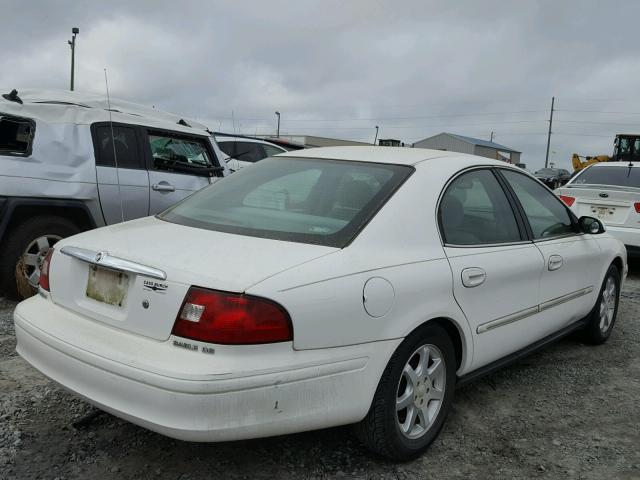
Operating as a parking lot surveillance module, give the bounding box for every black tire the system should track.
[0,216,80,299]
[354,323,456,461]
[582,264,620,345]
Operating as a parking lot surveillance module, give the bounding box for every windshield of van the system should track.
[571,165,640,189]
[158,157,413,247]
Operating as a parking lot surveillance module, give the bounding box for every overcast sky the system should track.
[2,0,640,169]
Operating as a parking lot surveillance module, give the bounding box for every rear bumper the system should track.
[14,296,399,441]
[604,225,640,251]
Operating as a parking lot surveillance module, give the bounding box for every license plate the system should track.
[86,266,129,307]
[596,207,608,220]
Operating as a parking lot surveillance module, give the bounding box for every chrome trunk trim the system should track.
[60,246,167,280]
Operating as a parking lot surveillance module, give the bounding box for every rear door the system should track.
[499,169,602,327]
[144,130,221,213]
[92,123,150,223]
[439,168,545,370]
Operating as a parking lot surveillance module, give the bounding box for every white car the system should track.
[14,147,626,460]
[215,135,287,171]
[556,162,640,255]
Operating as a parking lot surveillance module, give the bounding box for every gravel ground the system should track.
[1,266,639,480]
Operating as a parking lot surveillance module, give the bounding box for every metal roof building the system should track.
[413,132,521,164]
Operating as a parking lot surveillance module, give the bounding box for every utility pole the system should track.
[544,96,555,168]
[275,111,280,137]
[490,131,495,142]
[68,27,79,91]
[374,125,379,145]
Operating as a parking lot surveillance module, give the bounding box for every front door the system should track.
[499,169,602,326]
[144,131,219,213]
[93,124,149,223]
[439,168,545,370]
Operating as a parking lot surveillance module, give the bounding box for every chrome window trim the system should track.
[435,165,526,248]
[443,240,532,249]
[477,286,594,334]
[60,246,167,280]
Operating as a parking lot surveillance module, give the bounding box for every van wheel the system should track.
[0,216,79,299]
[354,324,456,460]
[583,264,620,345]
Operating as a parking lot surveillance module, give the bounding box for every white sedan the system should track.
[14,147,626,460]
[556,161,640,255]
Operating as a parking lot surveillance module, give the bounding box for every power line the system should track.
[555,120,640,127]
[557,109,640,115]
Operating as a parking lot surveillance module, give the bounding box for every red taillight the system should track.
[39,249,54,291]
[634,203,640,213]
[559,195,576,207]
[171,287,292,345]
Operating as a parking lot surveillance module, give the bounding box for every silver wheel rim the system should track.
[20,235,62,287]
[599,276,616,333]
[396,344,446,440]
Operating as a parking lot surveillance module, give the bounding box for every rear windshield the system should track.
[571,166,640,189]
[158,157,413,247]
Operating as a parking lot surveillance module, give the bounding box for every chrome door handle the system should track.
[461,267,486,288]
[152,182,175,192]
[548,255,563,271]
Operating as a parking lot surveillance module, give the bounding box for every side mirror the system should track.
[579,216,605,234]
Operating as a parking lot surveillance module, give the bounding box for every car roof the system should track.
[587,161,640,168]
[215,136,286,149]
[277,146,508,167]
[0,88,210,136]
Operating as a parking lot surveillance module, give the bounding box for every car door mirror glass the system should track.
[579,216,605,234]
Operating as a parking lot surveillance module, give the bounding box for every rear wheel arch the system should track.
[405,317,467,372]
[0,200,95,298]
[3,203,95,237]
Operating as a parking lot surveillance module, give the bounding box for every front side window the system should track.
[217,141,235,158]
[95,125,142,169]
[159,157,412,247]
[501,170,574,240]
[0,115,34,156]
[263,144,285,157]
[439,169,521,245]
[234,142,265,163]
[148,133,212,171]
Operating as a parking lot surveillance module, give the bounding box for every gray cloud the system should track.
[2,0,640,169]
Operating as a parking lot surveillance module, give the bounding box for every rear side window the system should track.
[0,115,35,156]
[439,169,521,245]
[501,170,574,239]
[159,157,412,247]
[572,166,640,189]
[94,125,142,169]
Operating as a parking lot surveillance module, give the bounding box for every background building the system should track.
[413,132,521,164]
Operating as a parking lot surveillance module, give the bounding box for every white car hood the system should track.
[57,216,339,293]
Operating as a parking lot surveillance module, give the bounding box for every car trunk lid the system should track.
[560,185,640,227]
[48,216,338,340]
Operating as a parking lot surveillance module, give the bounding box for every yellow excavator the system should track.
[572,134,640,171]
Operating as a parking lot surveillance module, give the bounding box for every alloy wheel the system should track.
[599,276,616,333]
[396,344,446,439]
[20,235,62,288]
